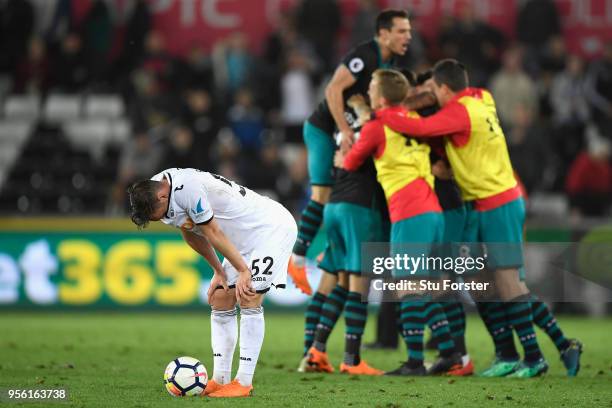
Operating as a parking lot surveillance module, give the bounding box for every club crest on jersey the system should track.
[348,57,364,73]
[192,198,204,215]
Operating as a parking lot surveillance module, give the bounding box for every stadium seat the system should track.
[0,121,33,190]
[0,145,21,168]
[43,94,81,122]
[109,119,131,144]
[0,75,12,98]
[3,95,40,119]
[63,119,111,157]
[84,95,125,118]
[528,193,569,217]
[0,120,33,146]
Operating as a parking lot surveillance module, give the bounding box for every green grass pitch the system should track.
[1,312,611,407]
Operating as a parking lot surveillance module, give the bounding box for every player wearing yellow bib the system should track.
[378,59,552,378]
[341,69,461,376]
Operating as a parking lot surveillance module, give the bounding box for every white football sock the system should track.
[211,308,238,384]
[235,306,265,386]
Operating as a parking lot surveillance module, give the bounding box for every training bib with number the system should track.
[444,89,517,201]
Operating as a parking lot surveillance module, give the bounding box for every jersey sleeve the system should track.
[176,184,214,225]
[341,44,375,80]
[344,120,384,171]
[379,102,471,144]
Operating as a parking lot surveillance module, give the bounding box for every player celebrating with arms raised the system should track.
[127,168,297,397]
[289,9,412,294]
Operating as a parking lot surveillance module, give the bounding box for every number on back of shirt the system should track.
[485,109,503,140]
[211,173,246,197]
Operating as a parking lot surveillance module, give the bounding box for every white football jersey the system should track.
[151,168,286,253]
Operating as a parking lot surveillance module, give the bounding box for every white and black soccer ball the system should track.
[163,356,208,397]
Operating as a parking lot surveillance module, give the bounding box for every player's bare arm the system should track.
[325,64,357,151]
[180,229,231,303]
[404,91,437,111]
[197,218,255,302]
[347,94,372,125]
[431,159,453,180]
[181,229,225,274]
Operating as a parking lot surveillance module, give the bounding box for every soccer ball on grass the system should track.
[163,356,208,396]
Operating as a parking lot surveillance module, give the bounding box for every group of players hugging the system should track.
[289,9,583,378]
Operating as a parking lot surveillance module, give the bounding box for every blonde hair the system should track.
[372,69,410,105]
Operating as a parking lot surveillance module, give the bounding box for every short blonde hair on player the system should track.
[372,69,410,106]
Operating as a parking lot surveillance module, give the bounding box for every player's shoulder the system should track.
[360,116,385,135]
[158,167,198,184]
[479,88,496,105]
[456,87,496,109]
[343,39,378,74]
[348,39,377,56]
[165,168,210,198]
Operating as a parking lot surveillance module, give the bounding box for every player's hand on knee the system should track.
[235,270,256,303]
[207,271,229,305]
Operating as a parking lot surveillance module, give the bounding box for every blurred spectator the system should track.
[129,70,178,129]
[350,0,379,46]
[295,0,341,71]
[212,32,253,98]
[262,11,320,111]
[264,11,299,68]
[118,0,151,73]
[277,146,309,216]
[517,0,561,77]
[566,136,612,217]
[437,4,504,86]
[52,31,89,92]
[242,135,288,197]
[489,46,538,129]
[227,88,265,151]
[281,49,315,144]
[550,55,590,127]
[161,125,200,170]
[585,42,612,140]
[536,35,569,118]
[44,0,72,44]
[138,31,176,91]
[539,35,567,75]
[177,45,214,91]
[549,55,590,170]
[80,0,113,81]
[214,128,242,181]
[0,0,35,74]
[180,87,220,169]
[108,130,164,214]
[13,37,51,94]
[516,0,561,50]
[507,105,550,193]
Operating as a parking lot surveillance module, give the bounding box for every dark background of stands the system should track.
[0,0,611,223]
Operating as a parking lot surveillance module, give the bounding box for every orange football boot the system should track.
[447,359,474,376]
[288,255,312,295]
[340,360,384,376]
[208,380,253,398]
[306,347,334,373]
[203,380,224,396]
